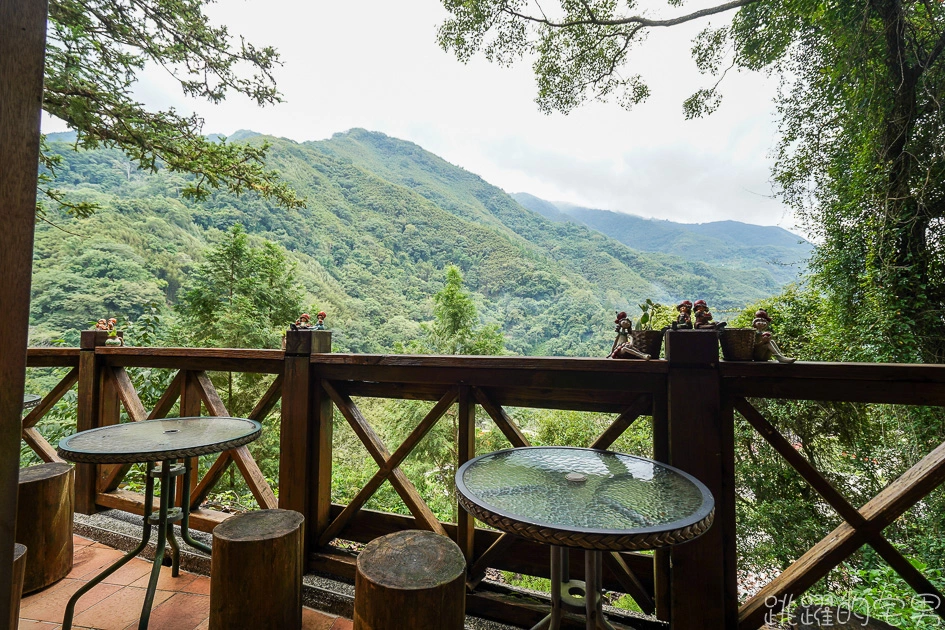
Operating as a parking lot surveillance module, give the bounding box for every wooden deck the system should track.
[17,535,353,630]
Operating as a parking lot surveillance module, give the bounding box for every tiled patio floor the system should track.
[18,535,353,630]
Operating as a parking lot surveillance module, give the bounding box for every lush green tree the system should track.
[176,223,302,349]
[40,0,302,217]
[437,0,945,362]
[176,223,303,411]
[411,265,505,355]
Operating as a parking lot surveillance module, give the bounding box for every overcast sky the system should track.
[44,1,800,233]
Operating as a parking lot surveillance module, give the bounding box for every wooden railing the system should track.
[22,329,945,629]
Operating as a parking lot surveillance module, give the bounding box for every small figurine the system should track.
[95,319,108,330]
[675,300,693,329]
[751,310,795,363]
[291,313,313,330]
[609,311,651,360]
[693,299,726,330]
[107,317,117,331]
[312,311,327,330]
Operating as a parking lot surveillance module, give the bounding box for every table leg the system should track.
[138,461,174,630]
[585,550,617,630]
[61,469,156,630]
[162,461,182,577]
[529,546,565,630]
[179,456,211,554]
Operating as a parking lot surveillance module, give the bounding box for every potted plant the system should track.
[630,299,665,358]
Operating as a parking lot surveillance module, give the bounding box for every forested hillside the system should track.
[513,193,811,288]
[33,129,802,355]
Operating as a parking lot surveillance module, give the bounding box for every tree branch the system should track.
[504,0,760,29]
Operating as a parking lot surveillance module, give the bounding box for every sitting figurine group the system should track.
[291,311,327,331]
[95,317,118,331]
[95,317,123,346]
[674,299,726,330]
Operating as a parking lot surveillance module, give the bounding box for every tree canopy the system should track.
[438,0,945,362]
[41,0,302,217]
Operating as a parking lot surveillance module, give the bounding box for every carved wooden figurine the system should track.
[752,310,796,363]
[609,311,651,360]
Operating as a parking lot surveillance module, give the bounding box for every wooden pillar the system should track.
[664,330,736,629]
[0,0,47,623]
[651,384,671,621]
[178,371,202,500]
[6,544,26,630]
[456,384,476,563]
[76,331,110,514]
[280,330,331,558]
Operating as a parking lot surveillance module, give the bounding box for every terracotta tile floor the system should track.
[18,535,353,630]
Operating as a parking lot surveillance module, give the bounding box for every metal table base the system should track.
[530,547,619,630]
[62,458,209,630]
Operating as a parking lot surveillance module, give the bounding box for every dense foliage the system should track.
[41,0,300,217]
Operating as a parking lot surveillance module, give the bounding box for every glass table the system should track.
[57,416,262,630]
[456,446,715,630]
[22,394,41,410]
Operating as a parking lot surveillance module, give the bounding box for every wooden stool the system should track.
[6,544,26,630]
[354,530,466,630]
[16,462,74,593]
[210,509,304,630]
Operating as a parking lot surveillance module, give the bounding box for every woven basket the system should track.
[630,330,664,358]
[719,328,756,361]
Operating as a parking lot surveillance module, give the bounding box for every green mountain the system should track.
[513,193,812,287]
[32,129,804,356]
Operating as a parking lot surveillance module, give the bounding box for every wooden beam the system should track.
[739,435,945,628]
[0,0,47,621]
[474,387,529,448]
[21,428,63,464]
[190,370,277,509]
[21,367,78,429]
[317,389,456,547]
[147,370,183,420]
[588,394,651,450]
[322,380,446,536]
[457,385,476,562]
[109,367,147,422]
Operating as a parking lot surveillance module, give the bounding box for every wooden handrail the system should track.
[21,332,945,630]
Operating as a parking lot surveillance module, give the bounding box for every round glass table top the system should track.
[58,416,261,464]
[23,394,41,410]
[456,447,714,550]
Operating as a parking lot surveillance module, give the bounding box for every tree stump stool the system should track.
[6,544,26,630]
[210,509,304,630]
[16,462,74,593]
[354,530,467,630]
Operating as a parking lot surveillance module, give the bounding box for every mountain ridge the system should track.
[32,128,805,356]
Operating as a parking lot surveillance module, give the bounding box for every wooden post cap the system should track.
[357,530,466,590]
[354,530,467,630]
[19,462,72,484]
[212,508,304,542]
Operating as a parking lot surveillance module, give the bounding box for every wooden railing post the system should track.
[456,384,476,563]
[664,330,737,629]
[75,331,111,514]
[280,330,332,558]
